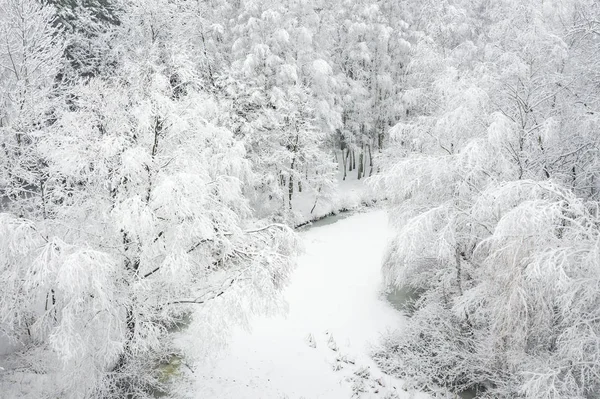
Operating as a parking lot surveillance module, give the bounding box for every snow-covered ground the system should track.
[183,210,430,399]
[290,157,379,227]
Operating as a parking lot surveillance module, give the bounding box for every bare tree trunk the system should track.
[342,149,348,180]
[368,144,374,177]
[288,132,299,210]
[114,306,135,374]
[455,247,464,296]
[114,232,140,376]
[346,149,351,172]
[288,175,293,209]
[357,146,364,180]
[279,172,285,187]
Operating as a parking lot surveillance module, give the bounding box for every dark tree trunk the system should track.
[342,149,348,180]
[357,147,364,180]
[368,144,374,177]
[288,175,293,209]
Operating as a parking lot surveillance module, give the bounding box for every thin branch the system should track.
[244,223,288,234]
[167,278,236,306]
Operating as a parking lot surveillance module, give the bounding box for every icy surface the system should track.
[186,210,430,399]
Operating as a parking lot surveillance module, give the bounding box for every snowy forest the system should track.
[1,0,599,398]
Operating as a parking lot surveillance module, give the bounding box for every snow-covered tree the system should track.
[326,0,410,180]
[0,1,298,397]
[217,0,338,221]
[373,0,600,397]
[0,0,66,214]
[49,0,120,79]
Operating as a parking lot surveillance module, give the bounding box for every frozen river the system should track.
[187,210,430,399]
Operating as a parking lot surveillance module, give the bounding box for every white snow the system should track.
[291,160,378,227]
[184,210,430,399]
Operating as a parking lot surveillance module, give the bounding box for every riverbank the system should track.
[290,168,380,228]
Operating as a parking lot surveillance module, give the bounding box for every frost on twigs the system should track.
[0,1,299,396]
[374,0,600,394]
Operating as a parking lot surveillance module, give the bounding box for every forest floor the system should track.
[180,209,431,399]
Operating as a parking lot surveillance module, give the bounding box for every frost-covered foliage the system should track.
[216,0,340,220]
[373,0,600,398]
[50,0,120,79]
[212,0,411,221]
[329,0,411,174]
[0,0,299,397]
[0,0,412,396]
[0,0,66,207]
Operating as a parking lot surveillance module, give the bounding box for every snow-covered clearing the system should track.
[184,210,429,399]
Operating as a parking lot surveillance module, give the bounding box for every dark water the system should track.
[384,286,422,315]
[459,389,478,399]
[296,210,355,230]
